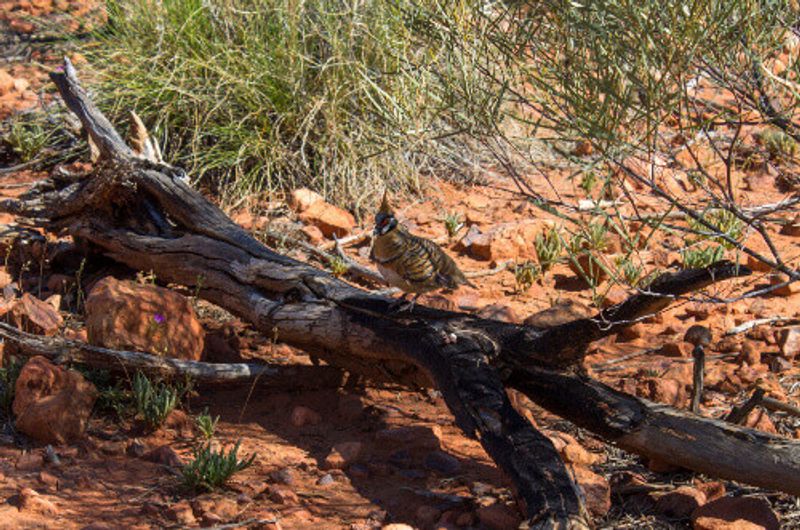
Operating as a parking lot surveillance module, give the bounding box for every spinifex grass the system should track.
[181,440,256,492]
[84,0,486,209]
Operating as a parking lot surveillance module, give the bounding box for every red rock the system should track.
[290,405,322,427]
[12,356,97,444]
[738,343,761,366]
[165,500,196,525]
[569,464,610,517]
[475,303,520,323]
[661,341,690,358]
[323,441,362,470]
[143,445,183,467]
[289,188,324,213]
[0,269,12,290]
[777,327,800,359]
[716,336,743,353]
[769,274,800,296]
[192,496,238,524]
[744,409,777,434]
[37,471,59,491]
[475,503,522,530]
[300,225,325,245]
[695,481,726,503]
[523,299,592,328]
[164,409,194,437]
[745,254,772,273]
[231,209,256,230]
[547,431,603,466]
[573,140,594,156]
[298,201,355,239]
[12,293,63,336]
[267,485,299,505]
[0,70,14,96]
[618,322,645,341]
[374,426,442,450]
[655,486,706,518]
[17,487,58,516]
[641,377,687,407]
[85,277,205,361]
[691,496,779,530]
[459,220,551,262]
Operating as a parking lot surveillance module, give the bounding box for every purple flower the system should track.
[153,313,165,325]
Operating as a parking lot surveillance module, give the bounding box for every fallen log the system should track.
[3,58,800,528]
[0,322,345,388]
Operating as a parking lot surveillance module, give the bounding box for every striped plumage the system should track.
[372,192,473,299]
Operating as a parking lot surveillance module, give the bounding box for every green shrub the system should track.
[84,0,486,207]
[181,440,255,492]
[681,245,725,269]
[132,372,179,431]
[688,209,744,250]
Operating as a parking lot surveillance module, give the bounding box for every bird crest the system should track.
[379,189,393,215]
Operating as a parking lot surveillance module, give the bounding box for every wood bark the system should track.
[3,58,800,528]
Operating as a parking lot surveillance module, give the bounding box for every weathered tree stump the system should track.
[3,59,800,529]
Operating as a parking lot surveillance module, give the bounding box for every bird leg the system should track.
[389,293,420,313]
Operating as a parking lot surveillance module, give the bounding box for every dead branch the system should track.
[0,322,344,387]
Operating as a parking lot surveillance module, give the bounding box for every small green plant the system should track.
[579,171,597,195]
[569,222,608,255]
[4,117,53,162]
[443,211,464,238]
[688,209,744,249]
[534,227,563,273]
[615,256,643,287]
[760,129,798,161]
[681,245,725,269]
[181,440,256,492]
[0,357,23,418]
[328,256,349,277]
[514,260,540,293]
[132,371,179,431]
[196,409,220,440]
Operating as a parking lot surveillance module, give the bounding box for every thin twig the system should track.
[0,158,43,175]
[263,229,386,286]
[761,396,800,418]
[464,260,512,279]
[591,348,660,371]
[198,518,279,530]
[724,316,795,336]
[320,230,370,251]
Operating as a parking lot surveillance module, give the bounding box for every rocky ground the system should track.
[3,3,800,530]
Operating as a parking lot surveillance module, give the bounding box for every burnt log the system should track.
[3,58,800,529]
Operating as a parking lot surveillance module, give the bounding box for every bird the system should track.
[371,191,474,310]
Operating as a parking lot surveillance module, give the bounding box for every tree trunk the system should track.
[3,58,800,528]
